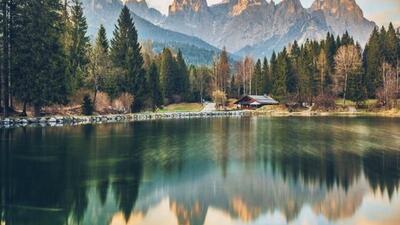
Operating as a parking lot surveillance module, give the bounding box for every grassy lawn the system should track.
[335,99,378,107]
[158,103,204,113]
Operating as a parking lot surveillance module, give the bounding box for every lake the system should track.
[1,117,400,225]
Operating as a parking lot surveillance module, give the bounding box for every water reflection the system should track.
[1,117,400,225]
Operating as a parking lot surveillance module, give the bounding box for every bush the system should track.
[82,95,94,115]
[313,94,337,111]
[94,92,111,112]
[131,96,144,113]
[212,90,227,110]
[112,93,134,113]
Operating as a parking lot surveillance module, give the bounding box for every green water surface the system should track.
[1,117,400,225]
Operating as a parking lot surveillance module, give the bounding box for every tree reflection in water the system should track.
[0,117,400,225]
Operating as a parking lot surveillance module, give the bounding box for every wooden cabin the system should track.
[235,95,279,109]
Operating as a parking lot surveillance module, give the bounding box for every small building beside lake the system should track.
[235,95,279,109]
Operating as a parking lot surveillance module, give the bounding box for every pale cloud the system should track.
[145,0,400,27]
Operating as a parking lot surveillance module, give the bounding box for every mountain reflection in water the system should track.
[1,117,400,225]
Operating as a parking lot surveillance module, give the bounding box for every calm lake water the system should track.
[1,117,400,225]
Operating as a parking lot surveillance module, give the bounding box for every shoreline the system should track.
[0,111,251,128]
[1,110,399,128]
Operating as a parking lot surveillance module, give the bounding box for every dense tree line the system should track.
[1,0,399,117]
[230,27,400,108]
[0,1,212,117]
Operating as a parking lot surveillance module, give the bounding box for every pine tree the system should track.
[13,0,69,116]
[176,49,190,99]
[340,31,354,46]
[97,25,109,52]
[317,49,329,95]
[160,48,177,101]
[347,66,366,106]
[364,27,382,97]
[325,32,337,75]
[215,47,230,92]
[262,57,271,94]
[110,6,145,110]
[86,25,111,105]
[147,62,163,111]
[379,26,387,61]
[1,0,10,116]
[0,0,5,116]
[385,23,398,67]
[274,48,290,98]
[253,59,263,95]
[270,51,278,95]
[68,0,90,89]
[298,43,315,103]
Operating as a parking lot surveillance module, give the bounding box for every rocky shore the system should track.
[0,111,253,128]
[2,109,399,129]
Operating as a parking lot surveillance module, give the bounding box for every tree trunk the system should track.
[343,71,348,106]
[1,0,9,117]
[21,101,27,117]
[397,58,399,95]
[33,104,41,117]
[93,87,97,107]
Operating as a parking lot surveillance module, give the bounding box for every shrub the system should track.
[313,94,337,111]
[94,92,111,112]
[112,93,134,113]
[212,90,227,110]
[82,95,94,115]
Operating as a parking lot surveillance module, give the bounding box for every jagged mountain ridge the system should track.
[82,0,222,65]
[84,0,376,59]
[159,0,375,57]
[310,0,375,46]
[123,0,165,25]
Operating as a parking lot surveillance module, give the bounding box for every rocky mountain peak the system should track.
[310,0,375,46]
[230,0,266,16]
[276,0,304,14]
[123,0,147,6]
[311,0,363,19]
[122,0,165,25]
[169,0,209,15]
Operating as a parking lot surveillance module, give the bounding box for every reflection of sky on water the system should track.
[1,117,400,225]
[80,162,399,225]
[106,193,400,225]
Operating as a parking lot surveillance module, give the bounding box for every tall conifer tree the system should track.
[13,0,69,116]
[364,27,383,97]
[176,49,190,99]
[160,48,177,101]
[262,57,271,95]
[253,59,263,95]
[110,6,145,110]
[68,0,90,89]
[147,62,163,111]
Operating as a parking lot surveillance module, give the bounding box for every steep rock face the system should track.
[163,0,329,54]
[209,0,276,51]
[81,0,220,59]
[310,0,375,45]
[163,0,213,39]
[169,0,209,14]
[123,0,165,25]
[84,0,377,59]
[230,0,266,16]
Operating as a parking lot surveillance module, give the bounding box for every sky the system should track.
[145,0,400,27]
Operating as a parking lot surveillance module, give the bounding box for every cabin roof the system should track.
[235,95,279,105]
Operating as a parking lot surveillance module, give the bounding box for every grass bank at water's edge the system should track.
[158,103,204,113]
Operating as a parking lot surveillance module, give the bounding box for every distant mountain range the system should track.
[83,0,221,65]
[83,0,376,63]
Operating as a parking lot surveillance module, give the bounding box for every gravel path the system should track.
[201,103,216,112]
